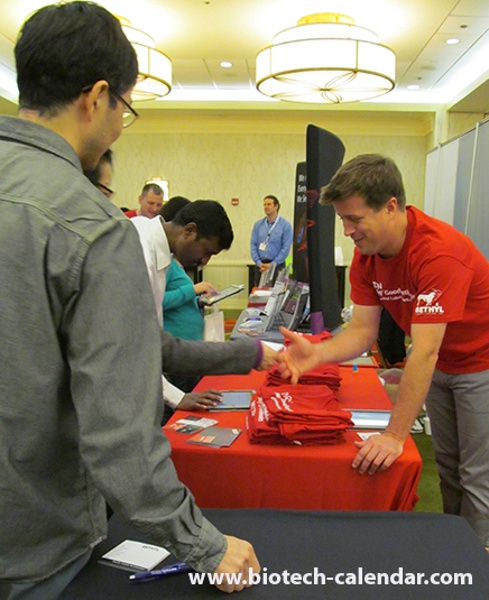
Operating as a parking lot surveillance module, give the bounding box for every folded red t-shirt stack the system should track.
[247,331,350,445]
[265,363,341,391]
[264,330,342,391]
[247,385,352,446]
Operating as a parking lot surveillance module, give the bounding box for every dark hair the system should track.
[160,196,191,221]
[264,194,280,210]
[141,183,164,197]
[84,148,113,186]
[15,1,138,115]
[320,154,406,211]
[173,200,234,250]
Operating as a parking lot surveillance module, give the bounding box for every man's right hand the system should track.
[277,327,321,383]
[213,535,260,593]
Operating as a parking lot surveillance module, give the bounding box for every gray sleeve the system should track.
[161,329,260,375]
[66,222,226,572]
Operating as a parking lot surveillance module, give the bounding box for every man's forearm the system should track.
[316,325,376,366]
[385,350,437,441]
[161,330,259,375]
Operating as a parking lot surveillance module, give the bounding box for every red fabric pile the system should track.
[264,330,341,391]
[247,385,352,445]
[265,362,342,391]
[247,331,352,445]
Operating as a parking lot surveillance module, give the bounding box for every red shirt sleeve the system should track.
[410,256,473,324]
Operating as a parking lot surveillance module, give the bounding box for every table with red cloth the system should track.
[164,366,422,512]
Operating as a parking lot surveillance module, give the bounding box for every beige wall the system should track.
[112,109,432,307]
[0,96,484,309]
[446,112,484,143]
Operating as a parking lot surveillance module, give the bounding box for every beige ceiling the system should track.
[1,0,489,114]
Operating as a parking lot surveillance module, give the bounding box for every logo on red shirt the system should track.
[415,289,444,314]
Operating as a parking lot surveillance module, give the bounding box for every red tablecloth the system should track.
[164,367,422,511]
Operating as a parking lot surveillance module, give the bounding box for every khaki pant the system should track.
[427,368,489,548]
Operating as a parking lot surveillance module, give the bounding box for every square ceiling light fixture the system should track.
[256,13,396,104]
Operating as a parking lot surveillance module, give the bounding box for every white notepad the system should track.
[99,539,170,572]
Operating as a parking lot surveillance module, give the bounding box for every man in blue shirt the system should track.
[250,194,293,287]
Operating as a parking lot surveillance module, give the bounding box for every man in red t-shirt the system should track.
[279,154,489,551]
[124,182,164,218]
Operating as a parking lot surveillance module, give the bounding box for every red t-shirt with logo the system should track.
[350,206,489,374]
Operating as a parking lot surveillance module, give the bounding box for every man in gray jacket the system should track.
[0,2,259,597]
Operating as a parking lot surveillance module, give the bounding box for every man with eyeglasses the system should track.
[0,2,258,597]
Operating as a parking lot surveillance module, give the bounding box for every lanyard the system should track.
[264,215,280,241]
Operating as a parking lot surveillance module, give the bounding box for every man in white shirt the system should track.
[131,200,279,411]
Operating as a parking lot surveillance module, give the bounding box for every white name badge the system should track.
[259,242,267,251]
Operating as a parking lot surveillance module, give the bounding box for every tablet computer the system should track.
[347,409,392,430]
[208,390,253,411]
[201,284,245,306]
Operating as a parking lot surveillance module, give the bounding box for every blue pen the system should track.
[129,561,194,582]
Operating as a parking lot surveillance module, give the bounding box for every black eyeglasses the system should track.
[81,84,139,128]
[109,88,139,128]
[96,182,115,199]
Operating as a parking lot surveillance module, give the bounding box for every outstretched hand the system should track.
[276,327,321,384]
